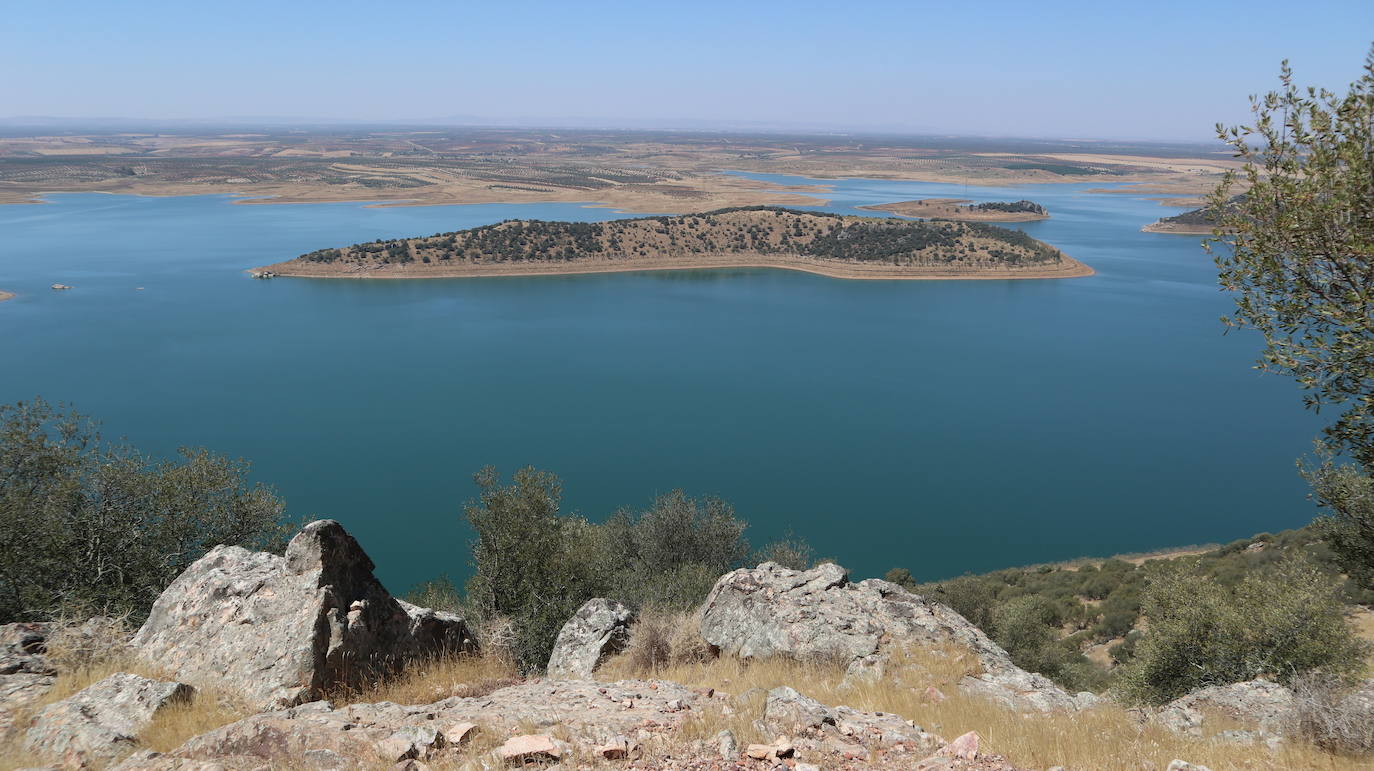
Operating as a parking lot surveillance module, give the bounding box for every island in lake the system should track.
[0,290,14,303]
[259,206,1092,281]
[859,198,1049,222]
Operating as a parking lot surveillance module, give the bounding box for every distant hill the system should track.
[263,206,1091,280]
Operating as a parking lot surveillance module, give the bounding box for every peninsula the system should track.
[260,207,1092,281]
[1142,195,1243,235]
[859,198,1049,222]
[0,290,13,303]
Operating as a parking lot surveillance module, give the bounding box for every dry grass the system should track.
[0,617,252,769]
[333,652,520,706]
[599,620,1374,771]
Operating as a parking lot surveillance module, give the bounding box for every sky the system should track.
[3,0,1372,141]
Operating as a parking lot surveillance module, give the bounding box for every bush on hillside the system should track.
[463,467,789,672]
[1305,450,1374,595]
[1116,556,1367,705]
[0,398,289,623]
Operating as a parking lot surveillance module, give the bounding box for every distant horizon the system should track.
[5,0,1372,143]
[0,114,1232,148]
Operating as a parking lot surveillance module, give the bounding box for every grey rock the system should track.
[132,520,477,709]
[1,672,57,742]
[23,673,194,767]
[698,562,1079,711]
[546,598,632,679]
[715,729,737,759]
[0,622,56,676]
[1166,762,1212,771]
[763,686,833,731]
[1157,680,1294,736]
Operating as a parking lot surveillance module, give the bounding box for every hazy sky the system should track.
[4,0,1372,141]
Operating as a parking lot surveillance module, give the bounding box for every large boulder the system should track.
[23,673,193,767]
[131,520,476,709]
[698,562,1083,711]
[1157,679,1295,737]
[546,598,633,679]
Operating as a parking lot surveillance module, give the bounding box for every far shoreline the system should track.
[255,252,1095,282]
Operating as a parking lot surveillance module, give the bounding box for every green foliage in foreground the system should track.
[462,465,810,672]
[0,399,289,623]
[1116,558,1367,705]
[1210,51,1374,468]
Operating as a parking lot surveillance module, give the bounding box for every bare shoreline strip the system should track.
[1140,222,1218,236]
[258,253,1095,282]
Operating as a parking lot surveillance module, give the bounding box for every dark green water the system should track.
[0,176,1322,592]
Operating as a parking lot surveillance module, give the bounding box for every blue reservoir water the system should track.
[0,177,1322,592]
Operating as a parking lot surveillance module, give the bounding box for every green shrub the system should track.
[462,468,782,672]
[1116,557,1368,705]
[0,399,288,623]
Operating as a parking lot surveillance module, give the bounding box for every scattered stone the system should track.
[764,685,833,731]
[132,519,476,709]
[546,598,632,679]
[393,761,429,771]
[23,673,194,767]
[698,562,1079,711]
[744,743,776,760]
[1166,761,1212,771]
[378,724,444,761]
[937,730,979,760]
[446,721,478,747]
[592,736,637,759]
[498,734,560,764]
[716,729,737,759]
[923,686,946,703]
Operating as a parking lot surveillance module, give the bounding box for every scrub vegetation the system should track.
[295,206,1069,271]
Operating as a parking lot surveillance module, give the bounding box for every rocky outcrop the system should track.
[1,622,58,743]
[546,598,632,679]
[698,562,1083,711]
[1157,679,1295,737]
[131,520,476,709]
[119,679,702,768]
[23,673,193,767]
[0,622,56,676]
[106,678,1025,770]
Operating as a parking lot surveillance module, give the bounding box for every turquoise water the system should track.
[0,177,1322,592]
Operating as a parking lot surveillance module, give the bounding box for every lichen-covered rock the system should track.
[131,520,476,709]
[698,562,1080,711]
[1157,680,1295,737]
[23,673,193,767]
[546,598,632,679]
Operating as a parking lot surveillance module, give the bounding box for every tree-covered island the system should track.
[259,206,1090,280]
